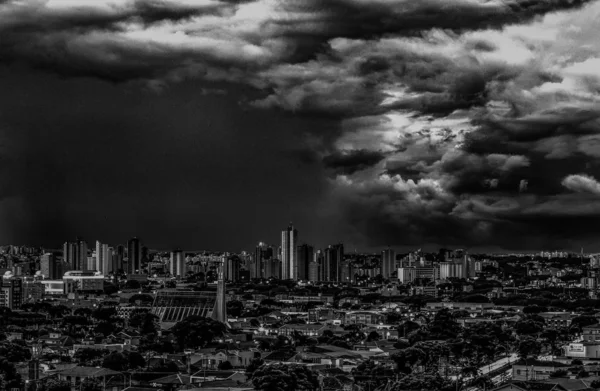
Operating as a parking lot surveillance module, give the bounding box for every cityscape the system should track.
[2,225,600,391]
[2,0,600,391]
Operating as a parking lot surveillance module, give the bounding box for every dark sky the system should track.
[1,0,600,252]
[0,66,340,251]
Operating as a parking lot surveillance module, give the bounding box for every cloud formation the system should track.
[1,0,600,249]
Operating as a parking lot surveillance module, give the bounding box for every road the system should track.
[480,353,518,375]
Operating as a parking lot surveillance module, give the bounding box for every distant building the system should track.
[170,250,186,278]
[398,268,417,284]
[296,244,313,281]
[439,262,465,280]
[127,237,142,275]
[40,253,63,279]
[62,271,104,293]
[281,224,298,280]
[254,242,274,279]
[0,276,23,309]
[381,248,396,278]
[323,244,344,282]
[63,238,88,271]
[95,241,112,274]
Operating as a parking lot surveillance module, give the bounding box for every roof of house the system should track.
[513,359,570,368]
[151,373,192,384]
[58,366,122,378]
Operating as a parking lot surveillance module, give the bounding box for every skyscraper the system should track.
[127,237,142,275]
[381,248,396,278]
[170,249,186,278]
[254,242,274,279]
[281,223,298,280]
[40,253,61,279]
[324,244,344,282]
[296,244,313,281]
[63,238,88,271]
[95,241,111,274]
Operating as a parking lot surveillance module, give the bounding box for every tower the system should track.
[381,248,396,278]
[127,237,142,275]
[296,244,313,281]
[281,223,298,280]
[210,259,228,326]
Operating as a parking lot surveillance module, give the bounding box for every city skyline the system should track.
[1,1,600,252]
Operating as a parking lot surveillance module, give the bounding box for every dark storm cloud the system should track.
[323,150,386,175]
[1,0,600,250]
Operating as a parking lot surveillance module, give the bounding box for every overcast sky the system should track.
[1,0,600,252]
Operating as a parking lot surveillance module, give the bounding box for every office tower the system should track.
[210,259,228,326]
[114,245,125,271]
[296,244,313,281]
[40,253,56,279]
[224,255,240,282]
[63,238,88,271]
[309,256,321,282]
[264,258,281,279]
[170,249,186,278]
[324,244,344,282]
[127,237,142,275]
[439,262,465,280]
[254,242,274,279]
[340,260,354,284]
[281,223,298,280]
[381,248,396,278]
[87,256,96,272]
[398,267,417,284]
[95,241,111,274]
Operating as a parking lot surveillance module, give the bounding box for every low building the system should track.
[63,271,104,293]
[538,312,575,328]
[511,359,569,381]
[345,311,386,325]
[563,341,600,359]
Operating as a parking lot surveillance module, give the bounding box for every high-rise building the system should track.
[40,253,58,279]
[281,224,298,280]
[210,259,228,326]
[254,242,274,279]
[114,245,125,272]
[63,238,88,270]
[309,256,321,282]
[95,241,112,274]
[439,262,465,280]
[323,244,344,282]
[296,244,313,281]
[170,249,186,278]
[381,248,396,278]
[224,255,240,282]
[127,237,142,275]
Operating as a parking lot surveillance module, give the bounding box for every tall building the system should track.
[63,238,88,271]
[40,253,58,279]
[439,262,465,280]
[224,255,241,282]
[114,245,125,272]
[254,242,274,279]
[127,237,142,275]
[170,249,186,278]
[296,244,313,281]
[323,244,344,282]
[210,259,228,326]
[95,241,111,274]
[381,248,396,278]
[281,223,298,280]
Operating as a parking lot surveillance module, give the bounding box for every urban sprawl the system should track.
[2,224,600,391]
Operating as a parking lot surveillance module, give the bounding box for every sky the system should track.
[1,0,600,253]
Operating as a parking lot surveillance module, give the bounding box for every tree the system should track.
[366,331,380,342]
[80,378,102,391]
[171,316,227,350]
[226,301,244,317]
[218,360,233,370]
[251,364,319,391]
[549,369,568,378]
[74,348,107,366]
[102,352,129,371]
[124,280,141,289]
[129,310,158,335]
[39,378,71,391]
[517,337,542,360]
[245,358,265,378]
[389,373,450,391]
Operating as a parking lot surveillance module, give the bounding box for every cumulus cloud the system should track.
[1,0,600,249]
[562,174,600,195]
